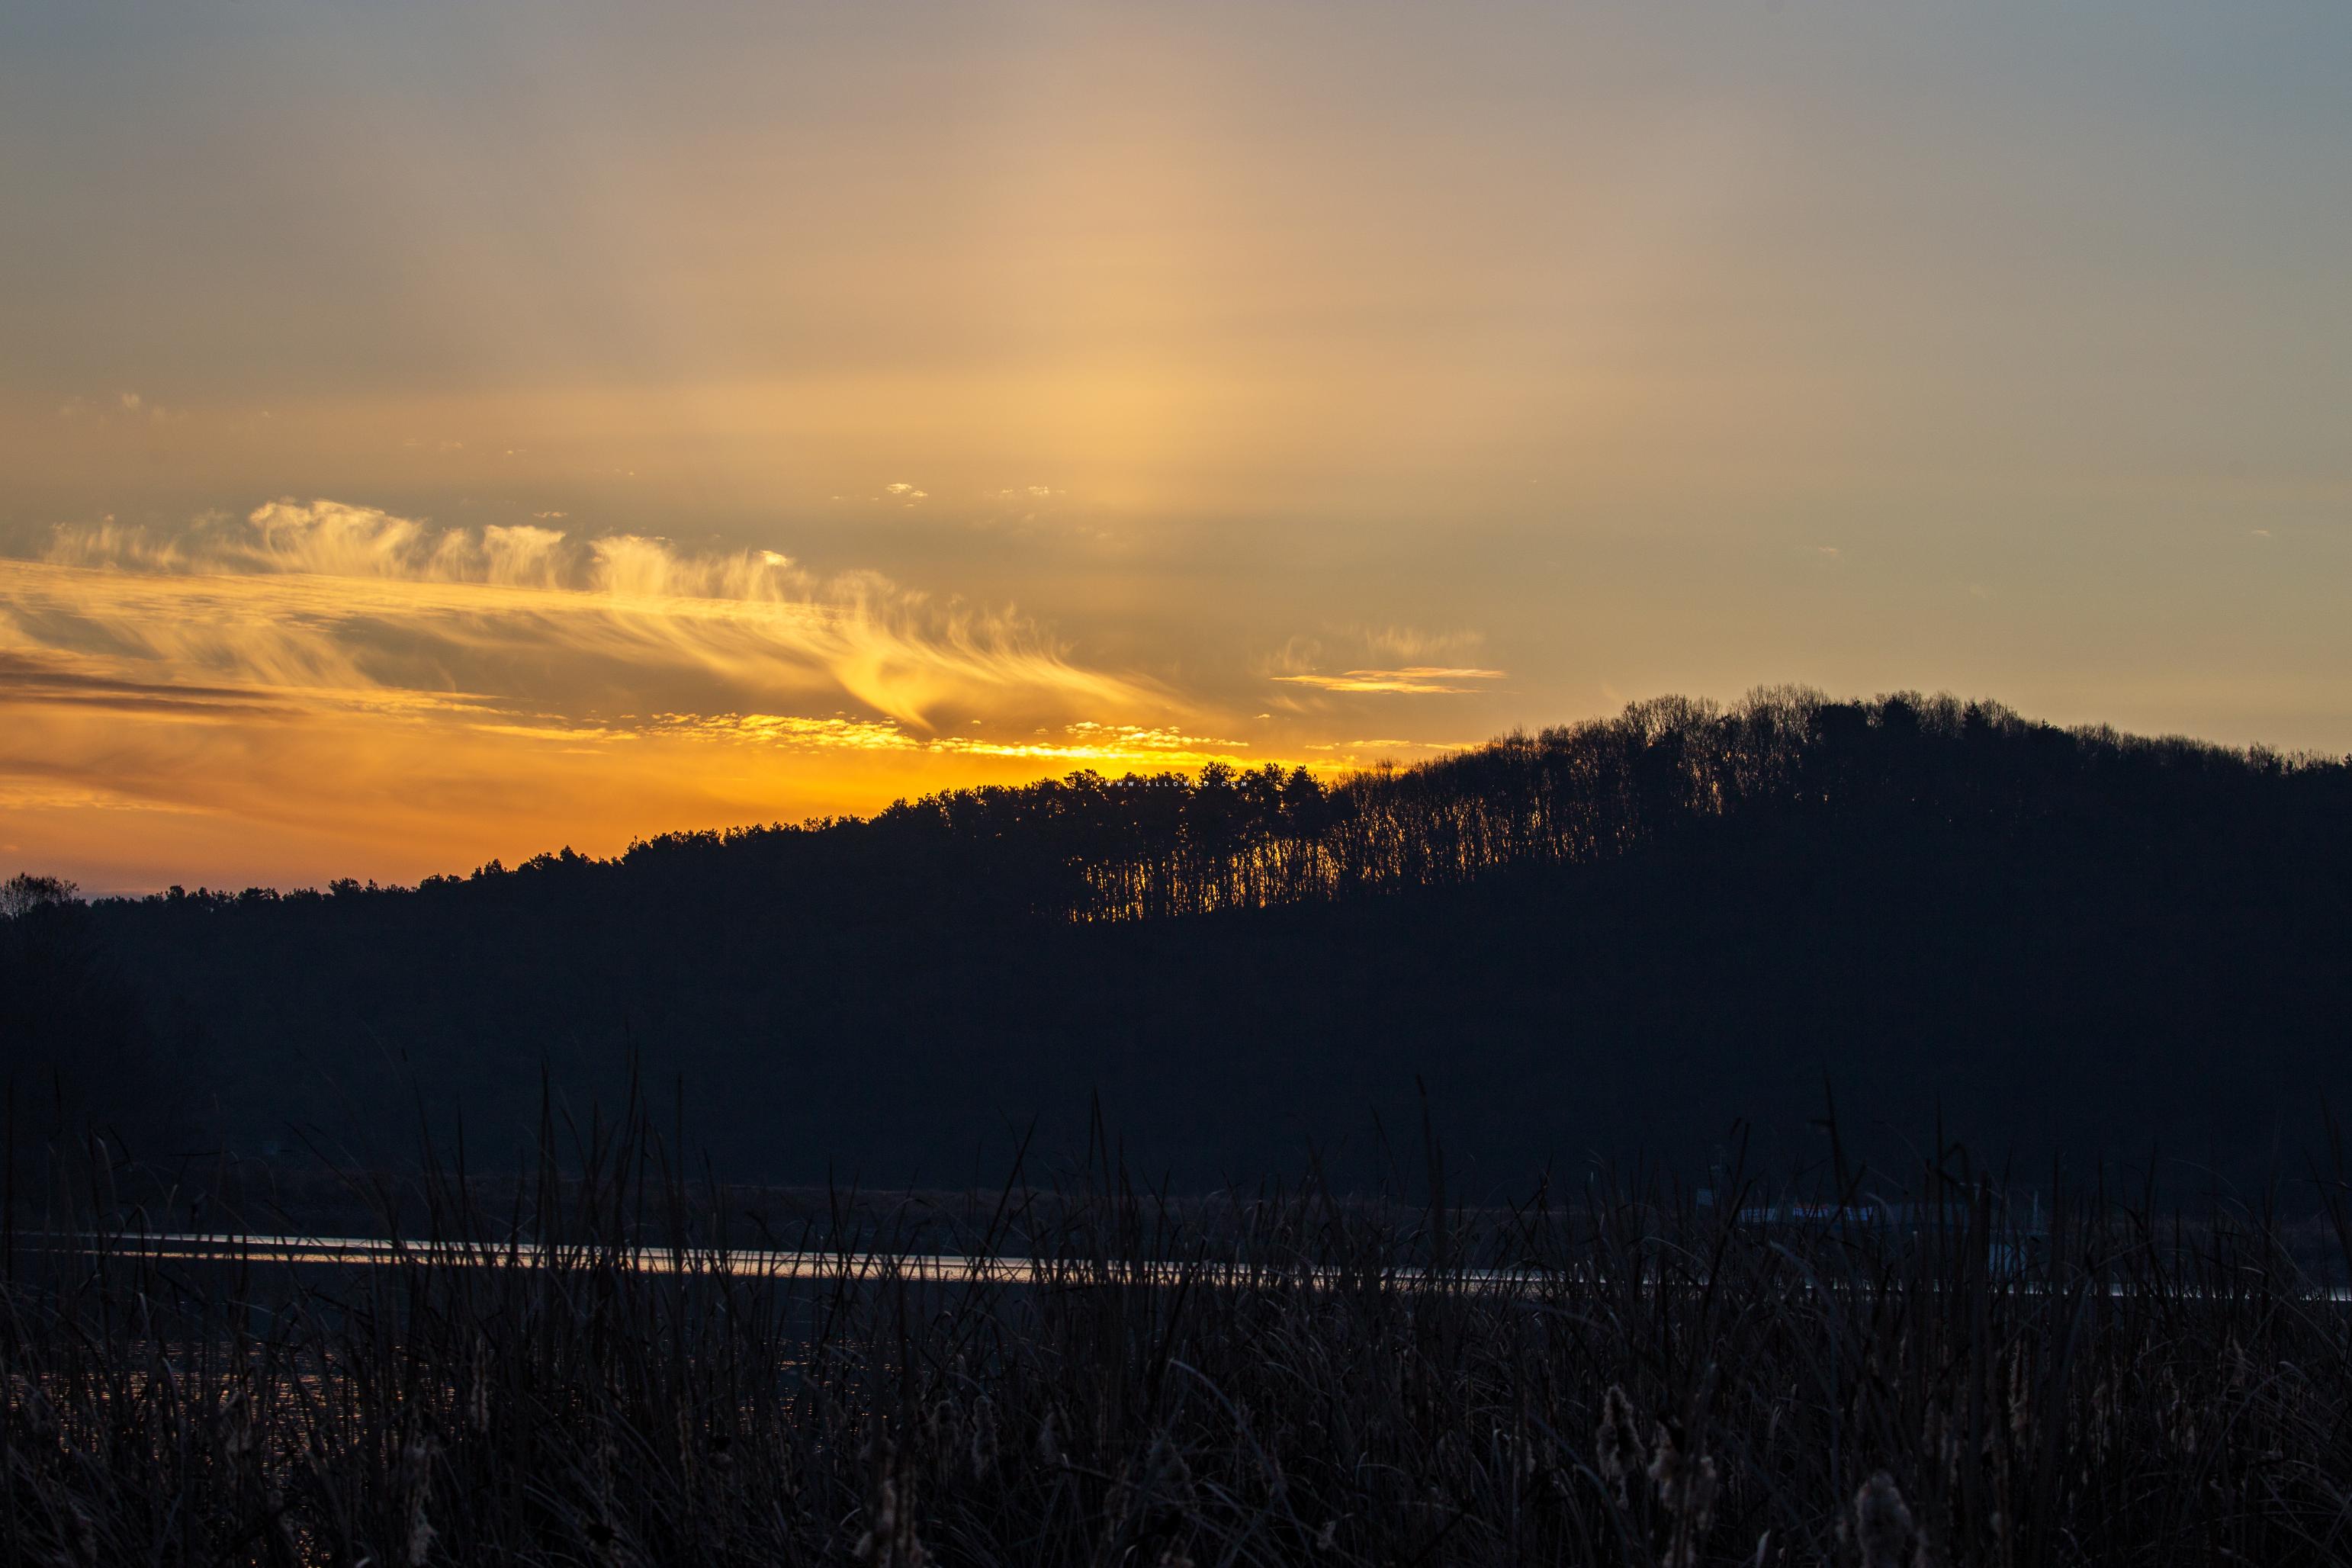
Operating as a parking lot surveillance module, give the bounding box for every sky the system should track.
[3,2,2348,893]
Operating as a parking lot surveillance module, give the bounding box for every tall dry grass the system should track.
[6,1105,2352,1566]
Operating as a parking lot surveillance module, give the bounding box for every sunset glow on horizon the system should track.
[6,2,2350,892]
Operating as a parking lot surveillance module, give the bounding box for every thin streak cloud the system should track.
[1272,667,1507,696]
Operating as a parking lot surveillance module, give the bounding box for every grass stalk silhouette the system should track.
[5,1095,2352,1564]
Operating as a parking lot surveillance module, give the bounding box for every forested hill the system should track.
[8,689,2352,1187]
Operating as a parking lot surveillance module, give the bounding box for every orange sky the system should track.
[5,2,2350,892]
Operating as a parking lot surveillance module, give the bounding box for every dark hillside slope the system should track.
[10,690,2349,1187]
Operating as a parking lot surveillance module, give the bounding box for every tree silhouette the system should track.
[10,687,2348,1183]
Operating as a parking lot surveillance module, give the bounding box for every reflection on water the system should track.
[37,1232,2307,1297]
[33,1231,1523,1288]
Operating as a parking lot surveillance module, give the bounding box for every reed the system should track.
[5,1108,2350,1565]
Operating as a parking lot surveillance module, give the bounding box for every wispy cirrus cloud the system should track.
[637,712,1259,770]
[8,500,1157,732]
[0,499,1254,886]
[1273,667,1506,696]
[1262,625,1499,697]
[1361,625,1486,662]
[0,500,1448,889]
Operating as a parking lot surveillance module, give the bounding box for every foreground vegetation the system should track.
[8,1107,2352,1566]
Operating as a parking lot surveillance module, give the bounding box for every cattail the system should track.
[1926,1404,1961,1491]
[1145,1431,1194,1502]
[593,1433,619,1500]
[970,1396,998,1480]
[2087,1378,2113,1462]
[66,1499,99,1567]
[2162,1368,2198,1455]
[399,1428,437,1568]
[1037,1409,1062,1468]
[854,1474,927,1567]
[583,1518,625,1568]
[1596,1385,1637,1502]
[1647,1422,1684,1507]
[2006,1345,2032,1441]
[1656,1428,1717,1568]
[1688,1454,1718,1534]
[468,1334,493,1433]
[221,1387,255,1463]
[268,1490,297,1558]
[855,1430,928,1568]
[1852,1471,1916,1568]
[404,1502,438,1568]
[24,1386,58,1444]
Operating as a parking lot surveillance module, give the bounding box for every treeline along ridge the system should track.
[5,688,2349,1186]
